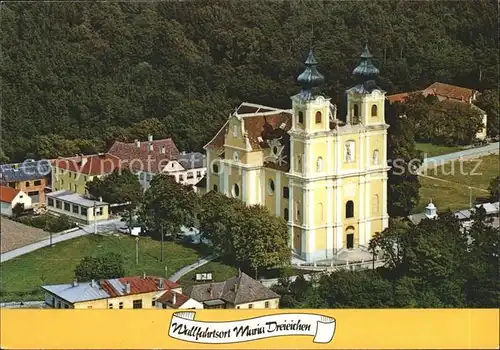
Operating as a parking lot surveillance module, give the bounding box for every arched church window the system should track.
[284,208,289,221]
[233,151,239,162]
[295,201,301,221]
[371,104,378,117]
[315,111,322,124]
[316,157,323,172]
[298,111,304,124]
[372,149,379,165]
[346,200,354,218]
[353,104,359,117]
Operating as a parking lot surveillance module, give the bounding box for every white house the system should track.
[0,185,32,216]
[46,190,109,224]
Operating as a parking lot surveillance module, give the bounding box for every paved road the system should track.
[168,254,219,282]
[0,218,122,263]
[422,142,499,167]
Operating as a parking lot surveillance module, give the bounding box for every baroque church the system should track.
[203,46,389,262]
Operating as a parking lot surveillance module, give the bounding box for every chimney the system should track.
[160,145,166,154]
[159,278,165,290]
[98,196,102,202]
[148,134,153,142]
[135,139,140,148]
[90,279,97,288]
[148,143,153,152]
[125,282,131,294]
[142,272,146,279]
[72,278,78,287]
[172,291,177,306]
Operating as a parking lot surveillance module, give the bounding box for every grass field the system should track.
[0,234,203,301]
[415,154,499,213]
[416,142,464,157]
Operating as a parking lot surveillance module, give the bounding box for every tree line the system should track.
[1,1,498,163]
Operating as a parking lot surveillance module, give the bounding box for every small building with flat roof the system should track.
[46,190,109,224]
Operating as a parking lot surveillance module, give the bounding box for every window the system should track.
[213,184,218,192]
[315,111,322,124]
[187,172,194,179]
[268,179,275,195]
[232,183,240,198]
[248,304,253,309]
[233,152,239,162]
[84,176,87,182]
[140,173,145,180]
[25,181,30,187]
[233,124,238,137]
[81,207,88,216]
[265,301,270,308]
[64,304,69,309]
[295,201,301,221]
[298,111,304,124]
[197,171,202,177]
[64,202,71,211]
[346,200,354,218]
[353,104,359,117]
[162,304,167,309]
[371,104,378,117]
[316,157,323,172]
[109,303,113,309]
[48,198,54,207]
[57,301,61,309]
[146,173,152,181]
[179,174,184,182]
[212,163,219,173]
[345,141,355,163]
[34,180,41,186]
[372,149,379,165]
[237,306,240,309]
[61,179,64,185]
[284,208,289,221]
[133,300,142,309]
[87,306,92,309]
[51,297,55,307]
[152,299,156,307]
[95,207,103,216]
[8,182,15,188]
[56,200,62,209]
[119,302,123,309]
[19,195,23,198]
[72,205,79,214]
[28,191,38,196]
[283,187,289,199]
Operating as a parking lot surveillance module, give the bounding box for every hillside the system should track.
[1,0,498,162]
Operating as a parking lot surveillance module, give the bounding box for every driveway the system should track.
[422,142,499,167]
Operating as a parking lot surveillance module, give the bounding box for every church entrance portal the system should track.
[346,233,354,249]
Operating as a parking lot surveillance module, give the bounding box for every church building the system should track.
[203,46,389,262]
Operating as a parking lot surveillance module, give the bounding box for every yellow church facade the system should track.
[204,46,389,262]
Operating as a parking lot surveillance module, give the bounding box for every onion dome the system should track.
[297,48,324,99]
[352,44,379,78]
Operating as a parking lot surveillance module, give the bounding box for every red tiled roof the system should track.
[423,82,476,101]
[205,111,292,151]
[100,276,180,297]
[386,92,412,103]
[0,185,20,203]
[54,154,121,175]
[107,139,180,173]
[156,290,190,308]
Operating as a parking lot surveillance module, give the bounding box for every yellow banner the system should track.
[1,309,498,349]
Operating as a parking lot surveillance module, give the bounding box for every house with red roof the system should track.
[41,274,203,309]
[0,185,32,216]
[386,82,487,140]
[107,135,206,191]
[51,153,122,195]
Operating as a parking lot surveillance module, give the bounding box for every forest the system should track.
[1,0,498,162]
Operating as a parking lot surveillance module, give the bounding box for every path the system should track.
[418,173,489,192]
[422,142,499,167]
[168,254,219,282]
[0,218,122,263]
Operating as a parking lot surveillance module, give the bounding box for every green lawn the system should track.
[416,142,464,157]
[415,154,499,213]
[0,234,203,301]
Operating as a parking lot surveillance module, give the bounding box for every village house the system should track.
[386,82,488,140]
[107,135,207,191]
[45,190,109,224]
[52,153,121,195]
[0,185,32,216]
[185,271,281,309]
[0,160,51,205]
[41,275,201,309]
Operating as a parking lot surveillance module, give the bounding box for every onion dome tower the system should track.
[351,44,380,93]
[296,48,324,101]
